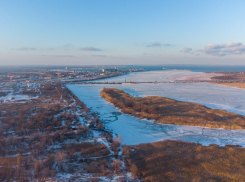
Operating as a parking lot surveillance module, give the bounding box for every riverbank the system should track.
[100,88,245,129]
[212,82,245,89]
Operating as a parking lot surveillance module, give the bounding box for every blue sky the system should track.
[0,0,245,65]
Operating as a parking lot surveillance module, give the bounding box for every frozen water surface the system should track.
[97,70,220,82]
[66,71,245,146]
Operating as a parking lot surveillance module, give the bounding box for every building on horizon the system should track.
[102,67,118,73]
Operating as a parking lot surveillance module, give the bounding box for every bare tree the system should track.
[113,159,121,172]
[56,150,66,172]
[16,153,22,176]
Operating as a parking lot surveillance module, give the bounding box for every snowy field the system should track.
[66,70,245,146]
[0,92,38,103]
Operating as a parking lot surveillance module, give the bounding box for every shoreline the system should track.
[212,82,245,89]
[62,72,128,83]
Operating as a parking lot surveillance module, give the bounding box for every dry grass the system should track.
[70,142,110,158]
[123,140,245,182]
[100,88,245,129]
[0,157,17,166]
[212,82,245,89]
[211,72,245,80]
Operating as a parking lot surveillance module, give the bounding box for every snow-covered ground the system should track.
[66,70,245,146]
[0,92,38,103]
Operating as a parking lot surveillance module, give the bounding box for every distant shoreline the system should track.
[212,82,245,89]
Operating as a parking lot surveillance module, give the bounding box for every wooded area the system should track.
[0,83,124,181]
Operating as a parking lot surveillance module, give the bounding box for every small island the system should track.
[100,88,245,129]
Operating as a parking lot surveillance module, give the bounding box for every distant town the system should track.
[2,66,245,104]
[0,66,147,104]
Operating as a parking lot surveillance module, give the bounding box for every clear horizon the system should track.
[0,0,245,65]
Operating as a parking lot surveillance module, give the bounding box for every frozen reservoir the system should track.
[66,70,245,146]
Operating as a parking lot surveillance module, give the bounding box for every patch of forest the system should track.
[100,88,245,129]
[123,140,245,182]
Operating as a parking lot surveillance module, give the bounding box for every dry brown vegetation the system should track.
[63,142,111,158]
[124,140,245,182]
[212,82,245,89]
[211,72,245,80]
[210,71,245,89]
[101,88,245,129]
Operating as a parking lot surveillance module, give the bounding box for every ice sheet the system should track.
[96,70,220,82]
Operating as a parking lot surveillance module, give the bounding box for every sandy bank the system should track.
[212,82,245,89]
